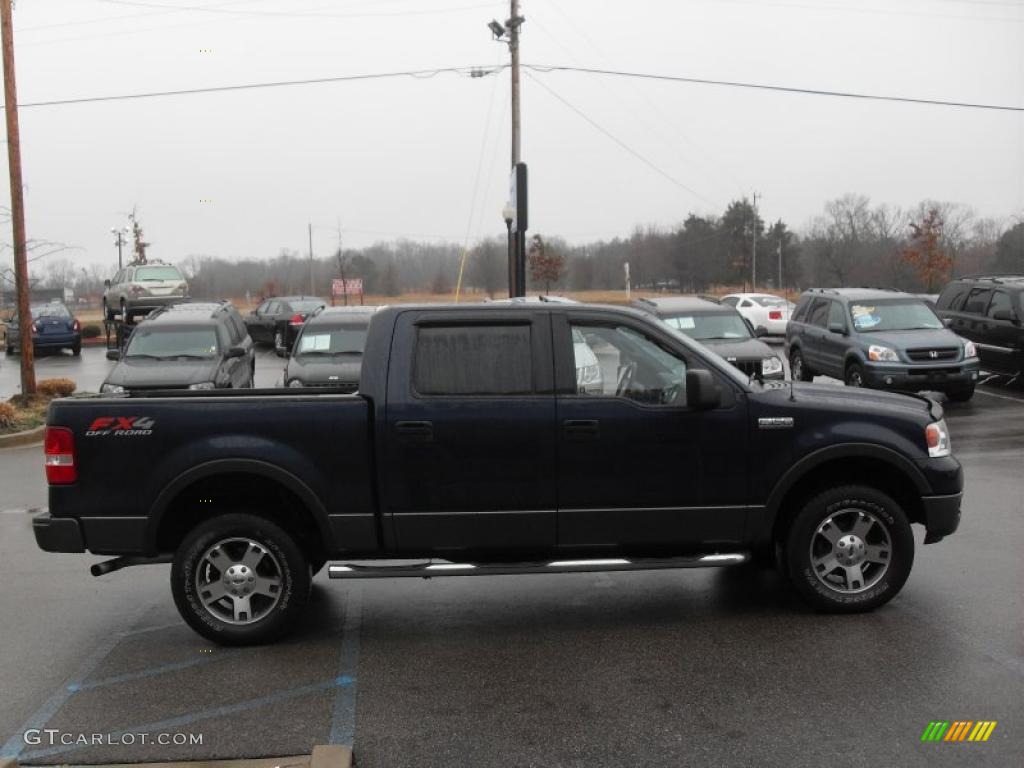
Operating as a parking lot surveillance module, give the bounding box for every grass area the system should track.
[0,379,76,436]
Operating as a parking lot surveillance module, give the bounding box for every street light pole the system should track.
[2,0,35,395]
[751,192,759,291]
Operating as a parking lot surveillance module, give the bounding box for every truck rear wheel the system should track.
[784,485,914,613]
[171,513,310,645]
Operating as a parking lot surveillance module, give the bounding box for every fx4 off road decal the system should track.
[85,416,155,437]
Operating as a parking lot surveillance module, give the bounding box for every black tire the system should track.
[119,299,128,321]
[171,513,310,645]
[274,328,287,357]
[947,384,975,402]
[844,361,867,388]
[71,342,81,357]
[784,485,914,613]
[5,345,12,355]
[790,347,813,382]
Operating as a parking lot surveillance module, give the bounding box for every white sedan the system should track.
[719,293,792,336]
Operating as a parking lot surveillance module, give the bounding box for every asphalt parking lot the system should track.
[0,363,1021,766]
[0,345,291,397]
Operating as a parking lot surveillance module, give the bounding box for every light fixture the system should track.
[502,203,515,223]
[488,19,506,38]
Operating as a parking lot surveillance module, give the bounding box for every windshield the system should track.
[135,266,183,282]
[660,313,751,340]
[752,295,787,307]
[849,301,943,332]
[291,299,325,313]
[125,326,219,358]
[296,325,368,356]
[31,304,70,318]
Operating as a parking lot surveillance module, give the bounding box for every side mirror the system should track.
[685,369,721,410]
[828,322,847,335]
[105,349,121,361]
[103,279,111,288]
[226,346,246,359]
[942,317,953,327]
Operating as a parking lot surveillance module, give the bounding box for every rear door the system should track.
[818,300,849,375]
[381,309,557,555]
[981,290,1020,373]
[553,311,748,551]
[802,298,831,372]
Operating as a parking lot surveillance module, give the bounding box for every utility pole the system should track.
[777,236,783,290]
[751,192,759,291]
[2,0,34,395]
[510,0,521,168]
[307,222,314,295]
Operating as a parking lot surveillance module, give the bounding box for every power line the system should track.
[94,0,499,20]
[524,71,720,208]
[18,65,506,108]
[525,65,1024,112]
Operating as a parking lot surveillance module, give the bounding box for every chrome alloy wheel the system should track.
[195,537,284,625]
[809,509,892,594]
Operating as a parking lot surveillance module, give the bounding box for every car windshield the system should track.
[849,301,944,332]
[290,299,324,313]
[296,325,368,356]
[135,266,183,282]
[125,326,219,358]
[31,304,70,318]
[660,313,751,340]
[751,295,787,307]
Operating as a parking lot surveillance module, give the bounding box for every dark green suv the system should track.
[785,288,981,401]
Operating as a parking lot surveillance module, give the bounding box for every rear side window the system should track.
[988,291,1013,318]
[936,283,968,310]
[806,299,830,328]
[962,288,992,315]
[414,324,532,396]
[792,295,813,322]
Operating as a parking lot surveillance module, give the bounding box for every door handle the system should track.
[563,419,600,440]
[395,420,434,442]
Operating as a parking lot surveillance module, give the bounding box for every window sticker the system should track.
[668,316,696,330]
[851,305,880,330]
[301,333,331,352]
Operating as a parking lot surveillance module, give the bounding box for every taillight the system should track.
[289,313,305,325]
[44,426,77,484]
[130,285,147,295]
[72,319,81,332]
[768,310,782,320]
[31,322,38,333]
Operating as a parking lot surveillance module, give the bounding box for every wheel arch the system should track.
[147,459,333,559]
[762,444,929,547]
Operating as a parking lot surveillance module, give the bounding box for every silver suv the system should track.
[103,262,189,320]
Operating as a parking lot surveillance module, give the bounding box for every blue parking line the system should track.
[19,678,351,762]
[0,627,127,758]
[329,589,364,746]
[70,653,228,692]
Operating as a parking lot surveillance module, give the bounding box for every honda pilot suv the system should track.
[103,262,189,320]
[786,288,980,401]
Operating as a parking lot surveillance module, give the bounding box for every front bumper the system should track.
[863,360,981,392]
[921,492,962,544]
[33,510,85,553]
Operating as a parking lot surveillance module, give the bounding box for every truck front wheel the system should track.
[784,485,914,613]
[171,513,310,645]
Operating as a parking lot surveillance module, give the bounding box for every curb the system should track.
[0,746,352,768]
[0,424,44,449]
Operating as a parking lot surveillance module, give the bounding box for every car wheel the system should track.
[171,513,310,645]
[790,348,813,382]
[947,384,975,402]
[71,342,81,357]
[784,485,914,613]
[5,345,13,355]
[119,299,128,320]
[103,299,114,322]
[844,361,866,388]
[274,329,286,357]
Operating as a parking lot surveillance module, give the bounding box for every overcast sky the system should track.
[4,0,1023,274]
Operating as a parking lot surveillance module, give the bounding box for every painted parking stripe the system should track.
[19,678,351,762]
[70,654,228,692]
[329,589,363,747]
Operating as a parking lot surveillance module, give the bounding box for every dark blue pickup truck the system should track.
[33,303,963,644]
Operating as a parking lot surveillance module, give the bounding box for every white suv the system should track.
[103,262,189,320]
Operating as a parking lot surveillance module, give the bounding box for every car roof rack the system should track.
[957,274,1024,284]
[805,288,840,295]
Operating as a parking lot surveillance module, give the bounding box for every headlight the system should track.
[288,379,304,388]
[188,382,216,390]
[925,419,951,458]
[963,340,977,358]
[868,345,899,362]
[762,356,783,375]
[100,383,124,394]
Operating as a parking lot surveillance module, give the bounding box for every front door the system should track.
[381,310,557,555]
[553,313,749,552]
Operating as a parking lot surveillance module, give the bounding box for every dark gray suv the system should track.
[785,288,980,401]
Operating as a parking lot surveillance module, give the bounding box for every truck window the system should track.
[413,324,532,395]
[570,323,687,406]
[987,291,1012,319]
[806,299,830,328]
[962,288,992,315]
[936,282,968,311]
[828,300,846,329]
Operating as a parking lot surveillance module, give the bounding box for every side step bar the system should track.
[328,553,749,579]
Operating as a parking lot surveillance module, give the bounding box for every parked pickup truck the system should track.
[33,303,964,645]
